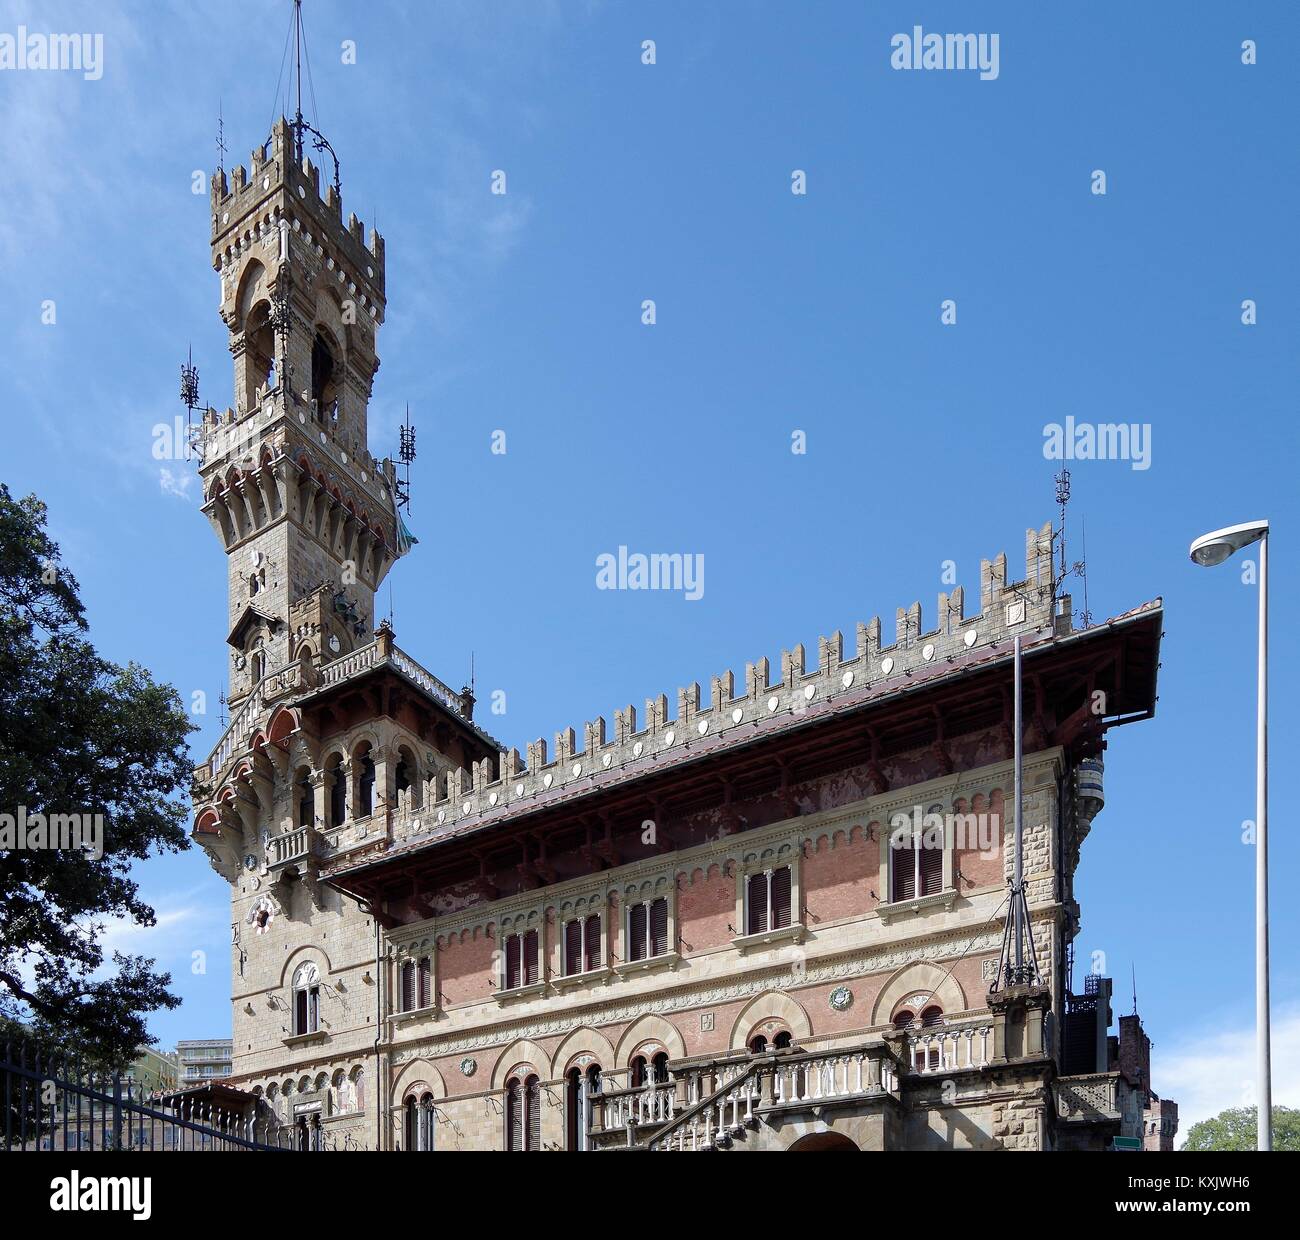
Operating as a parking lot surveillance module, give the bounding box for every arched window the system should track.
[749,1034,768,1054]
[326,754,346,827]
[505,1073,541,1152]
[629,1055,647,1089]
[893,1009,915,1030]
[773,1030,793,1050]
[349,1066,364,1113]
[292,962,320,1035]
[651,1052,669,1085]
[296,766,313,829]
[920,1005,944,1028]
[565,1064,603,1151]
[404,1092,435,1150]
[312,329,340,413]
[355,744,375,818]
[395,747,419,808]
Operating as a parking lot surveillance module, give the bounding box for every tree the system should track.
[0,484,195,1063]
[1182,1106,1300,1152]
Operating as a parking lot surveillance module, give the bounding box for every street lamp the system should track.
[1189,519,1270,1152]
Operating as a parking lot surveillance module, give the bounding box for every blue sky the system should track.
[1,1,1296,1135]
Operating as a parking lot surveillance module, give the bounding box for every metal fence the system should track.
[2,1039,293,1151]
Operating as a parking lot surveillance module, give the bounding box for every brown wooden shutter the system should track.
[771,866,792,929]
[564,919,581,976]
[584,915,601,972]
[526,1076,541,1151]
[505,934,521,990]
[893,838,917,901]
[417,955,432,1008]
[650,897,669,956]
[747,872,768,935]
[629,903,647,961]
[506,1080,521,1151]
[920,837,943,896]
[524,929,540,985]
[400,960,415,1012]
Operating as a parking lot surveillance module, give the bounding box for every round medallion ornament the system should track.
[460,1057,477,1078]
[829,985,853,1012]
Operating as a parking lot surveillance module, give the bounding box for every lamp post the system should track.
[1189,520,1270,1152]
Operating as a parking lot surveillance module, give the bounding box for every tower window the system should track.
[292,962,320,1035]
[311,329,339,414]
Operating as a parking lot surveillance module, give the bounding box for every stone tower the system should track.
[198,115,403,709]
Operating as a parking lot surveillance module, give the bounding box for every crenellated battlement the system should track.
[210,116,386,317]
[381,522,1067,848]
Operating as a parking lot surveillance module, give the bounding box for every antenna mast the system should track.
[397,404,417,513]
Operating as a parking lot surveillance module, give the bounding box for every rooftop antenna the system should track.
[397,404,417,513]
[1131,963,1138,1016]
[216,101,227,178]
[179,344,201,462]
[268,1,341,195]
[1053,468,1092,626]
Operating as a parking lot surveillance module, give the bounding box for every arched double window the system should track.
[505,1074,541,1151]
[563,915,602,976]
[292,962,321,1035]
[565,1063,602,1151]
[626,897,669,962]
[404,1092,435,1150]
[746,866,793,935]
[749,1030,794,1054]
[630,1051,669,1088]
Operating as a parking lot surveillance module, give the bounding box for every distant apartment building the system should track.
[176,1039,233,1087]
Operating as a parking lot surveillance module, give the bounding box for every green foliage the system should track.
[0,484,195,1061]
[1182,1106,1300,1151]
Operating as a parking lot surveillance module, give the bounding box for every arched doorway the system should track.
[787,1131,859,1151]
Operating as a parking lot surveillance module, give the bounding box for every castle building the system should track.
[191,115,1176,1152]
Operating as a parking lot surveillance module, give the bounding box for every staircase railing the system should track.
[646,1061,763,1152]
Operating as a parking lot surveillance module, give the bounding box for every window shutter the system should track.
[629,903,648,962]
[564,919,581,977]
[584,915,601,973]
[506,1081,521,1151]
[505,934,521,990]
[920,837,943,896]
[771,866,792,929]
[418,956,432,1008]
[523,929,540,986]
[295,988,308,1034]
[747,872,768,935]
[400,960,415,1012]
[526,1076,541,1151]
[650,897,669,956]
[893,837,917,901]
[307,986,319,1033]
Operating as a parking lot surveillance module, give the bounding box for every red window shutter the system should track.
[524,929,540,986]
[526,1076,541,1151]
[747,872,768,935]
[650,898,669,956]
[564,919,581,977]
[771,866,792,929]
[920,838,943,896]
[584,915,601,972]
[893,838,917,901]
[506,1080,521,1151]
[418,956,432,1008]
[505,934,521,990]
[629,903,648,961]
[400,960,415,1012]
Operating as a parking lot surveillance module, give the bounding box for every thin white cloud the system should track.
[158,466,193,500]
[1157,1003,1300,1145]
